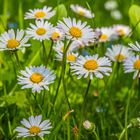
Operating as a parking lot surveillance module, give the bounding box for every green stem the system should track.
[46,40,53,66]
[49,40,72,116]
[31,93,43,113]
[14,51,21,68]
[67,118,71,140]
[42,41,47,65]
[79,79,91,140]
[92,130,100,140]
[125,78,137,140]
[119,124,132,140]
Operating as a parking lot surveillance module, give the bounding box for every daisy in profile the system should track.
[98,27,118,42]
[26,20,53,41]
[106,44,131,62]
[123,55,140,79]
[70,4,94,18]
[70,54,112,79]
[57,18,95,44]
[113,24,131,37]
[129,41,140,52]
[17,65,56,93]
[56,51,79,63]
[24,6,55,20]
[51,28,64,41]
[16,115,52,138]
[0,29,30,51]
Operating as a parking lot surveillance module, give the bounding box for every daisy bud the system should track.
[130,118,140,128]
[83,120,95,131]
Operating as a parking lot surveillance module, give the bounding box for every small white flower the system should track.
[106,44,131,62]
[70,4,94,18]
[104,0,118,11]
[129,41,140,52]
[0,29,30,51]
[50,28,64,41]
[16,115,52,138]
[123,55,140,79]
[70,54,112,79]
[57,17,95,44]
[56,51,79,63]
[26,20,53,41]
[111,10,122,20]
[17,65,56,93]
[24,6,55,20]
[113,24,131,37]
[98,27,118,42]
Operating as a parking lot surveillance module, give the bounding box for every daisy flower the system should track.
[57,17,95,44]
[106,44,131,62]
[0,29,30,51]
[16,115,52,138]
[26,20,53,41]
[70,54,112,79]
[17,65,56,93]
[50,28,64,41]
[56,51,79,63]
[113,24,131,37]
[129,41,140,52]
[24,6,55,20]
[98,27,118,42]
[123,55,140,79]
[70,4,94,18]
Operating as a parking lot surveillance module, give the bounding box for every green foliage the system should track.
[129,4,140,35]
[0,91,27,107]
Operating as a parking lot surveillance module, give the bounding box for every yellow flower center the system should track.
[29,126,41,135]
[100,34,108,41]
[84,60,98,70]
[117,29,125,36]
[69,26,82,38]
[35,11,46,18]
[7,39,20,48]
[134,59,140,70]
[36,28,46,35]
[115,54,126,62]
[51,32,60,40]
[78,9,85,16]
[30,72,43,83]
[67,54,76,62]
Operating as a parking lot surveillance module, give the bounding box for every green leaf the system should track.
[0,91,27,107]
[54,4,67,20]
[129,4,140,35]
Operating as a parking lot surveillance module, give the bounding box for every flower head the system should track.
[123,55,140,79]
[70,4,94,18]
[17,65,56,93]
[26,20,53,41]
[98,27,118,42]
[16,115,52,138]
[0,29,30,51]
[70,54,112,79]
[57,18,95,44]
[113,24,131,37]
[51,28,64,41]
[106,44,131,62]
[25,6,55,20]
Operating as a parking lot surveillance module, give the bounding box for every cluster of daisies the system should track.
[0,4,138,139]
